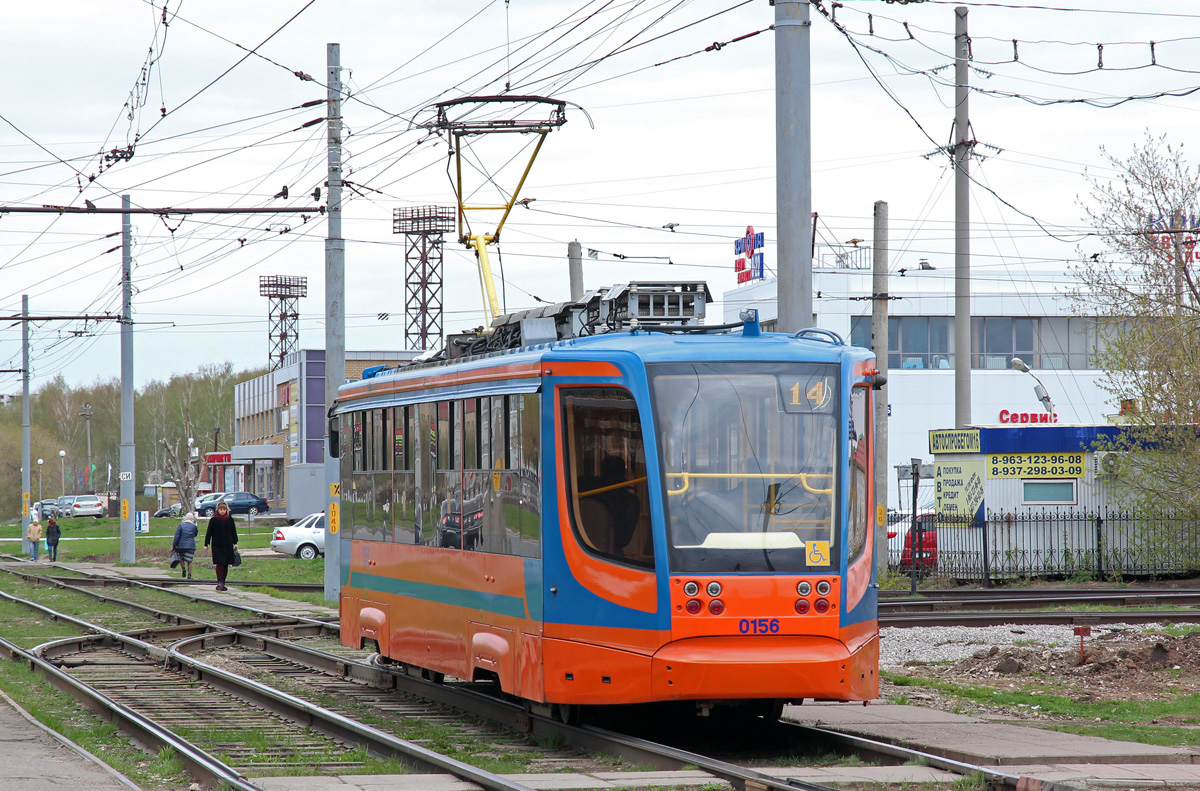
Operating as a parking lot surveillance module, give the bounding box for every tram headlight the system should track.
[816,580,831,596]
[794,599,810,614]
[706,581,722,597]
[685,599,702,615]
[708,599,725,615]
[814,598,830,614]
[683,581,699,596]
[797,581,811,596]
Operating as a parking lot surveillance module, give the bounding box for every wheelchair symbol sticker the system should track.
[807,541,830,566]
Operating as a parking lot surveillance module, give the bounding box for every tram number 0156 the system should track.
[739,618,781,635]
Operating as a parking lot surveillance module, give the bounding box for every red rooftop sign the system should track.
[998,410,1058,424]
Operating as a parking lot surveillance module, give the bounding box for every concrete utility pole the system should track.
[568,240,584,301]
[120,195,135,563]
[775,0,813,332]
[871,201,890,573]
[954,6,972,428]
[324,42,346,602]
[82,402,93,491]
[21,296,30,544]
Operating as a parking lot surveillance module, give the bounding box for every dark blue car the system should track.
[200,491,269,516]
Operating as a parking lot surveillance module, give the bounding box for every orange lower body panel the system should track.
[542,637,654,704]
[651,633,879,702]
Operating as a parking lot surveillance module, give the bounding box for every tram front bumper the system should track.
[650,634,879,702]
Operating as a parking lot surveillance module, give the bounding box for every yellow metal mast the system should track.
[430,96,567,328]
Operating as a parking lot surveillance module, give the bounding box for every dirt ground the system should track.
[884,625,1200,720]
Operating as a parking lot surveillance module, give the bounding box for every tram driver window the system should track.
[561,387,653,569]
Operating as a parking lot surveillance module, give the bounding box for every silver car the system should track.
[68,494,105,518]
[271,512,325,560]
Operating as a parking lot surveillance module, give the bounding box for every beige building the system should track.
[233,349,418,516]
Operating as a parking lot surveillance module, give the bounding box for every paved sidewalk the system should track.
[787,702,1200,787]
[0,691,140,791]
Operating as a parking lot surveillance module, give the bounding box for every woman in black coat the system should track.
[203,501,239,591]
[45,517,61,562]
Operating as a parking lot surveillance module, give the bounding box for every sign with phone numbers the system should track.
[987,453,1084,479]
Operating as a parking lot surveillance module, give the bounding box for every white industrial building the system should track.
[723,264,1117,509]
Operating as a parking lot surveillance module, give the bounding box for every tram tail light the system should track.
[814,598,830,614]
[685,599,702,615]
[708,599,725,615]
[794,599,810,614]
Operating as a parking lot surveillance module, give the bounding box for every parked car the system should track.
[888,513,937,570]
[36,499,58,519]
[68,494,106,518]
[271,512,325,559]
[200,491,269,516]
[154,503,183,518]
[195,492,224,511]
[54,495,77,518]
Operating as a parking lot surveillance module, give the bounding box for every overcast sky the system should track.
[3,0,1199,390]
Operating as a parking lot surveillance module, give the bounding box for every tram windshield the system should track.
[650,362,840,573]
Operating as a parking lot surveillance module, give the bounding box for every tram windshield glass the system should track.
[650,362,840,573]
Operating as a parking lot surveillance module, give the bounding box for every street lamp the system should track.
[37,458,43,502]
[58,449,65,496]
[1010,357,1055,414]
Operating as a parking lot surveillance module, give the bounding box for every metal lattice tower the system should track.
[394,206,454,350]
[259,275,307,370]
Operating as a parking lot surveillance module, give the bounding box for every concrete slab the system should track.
[1008,763,1200,785]
[786,703,1195,767]
[786,701,985,725]
[260,773,730,791]
[759,765,960,783]
[0,693,140,791]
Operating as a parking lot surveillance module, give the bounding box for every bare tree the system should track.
[1074,131,1200,518]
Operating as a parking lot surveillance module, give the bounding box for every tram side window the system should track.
[393,406,408,470]
[437,401,453,470]
[416,403,439,545]
[562,387,654,569]
[847,386,870,563]
[463,399,478,469]
[352,412,365,472]
[512,392,540,558]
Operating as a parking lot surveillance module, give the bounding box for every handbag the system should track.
[169,549,181,569]
[231,548,242,567]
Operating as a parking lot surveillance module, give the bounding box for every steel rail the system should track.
[3,588,537,791]
[777,720,1089,791]
[881,608,1200,628]
[882,589,1200,612]
[166,631,538,791]
[0,565,337,632]
[180,629,845,791]
[0,591,260,790]
[43,574,325,594]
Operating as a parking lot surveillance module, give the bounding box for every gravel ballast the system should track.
[878,622,1160,670]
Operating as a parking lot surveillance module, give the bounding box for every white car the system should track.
[271,512,326,560]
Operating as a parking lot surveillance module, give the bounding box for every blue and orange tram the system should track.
[331,282,881,718]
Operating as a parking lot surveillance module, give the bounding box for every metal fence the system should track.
[885,509,1200,583]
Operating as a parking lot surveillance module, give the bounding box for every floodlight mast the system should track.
[429,96,568,326]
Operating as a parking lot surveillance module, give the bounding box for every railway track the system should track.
[0,561,1115,790]
[880,586,1200,627]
